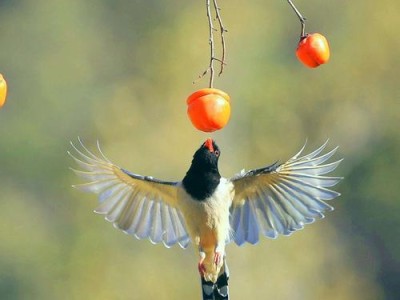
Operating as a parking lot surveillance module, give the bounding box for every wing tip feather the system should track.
[230,139,342,246]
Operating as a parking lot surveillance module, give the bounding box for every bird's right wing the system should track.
[68,139,190,248]
[230,141,343,246]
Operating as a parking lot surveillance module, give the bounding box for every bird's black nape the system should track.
[182,139,221,201]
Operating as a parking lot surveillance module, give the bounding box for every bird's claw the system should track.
[198,251,206,276]
[214,251,223,268]
[198,261,206,276]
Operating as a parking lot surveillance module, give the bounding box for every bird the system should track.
[69,138,342,300]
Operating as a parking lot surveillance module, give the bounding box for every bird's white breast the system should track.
[177,178,234,249]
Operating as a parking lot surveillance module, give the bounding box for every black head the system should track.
[191,138,221,170]
[182,138,221,201]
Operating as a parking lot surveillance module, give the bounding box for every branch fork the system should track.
[195,0,227,88]
[287,0,307,38]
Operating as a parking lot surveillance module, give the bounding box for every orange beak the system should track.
[204,138,214,152]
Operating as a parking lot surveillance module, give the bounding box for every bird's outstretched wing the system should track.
[230,141,343,246]
[69,138,190,248]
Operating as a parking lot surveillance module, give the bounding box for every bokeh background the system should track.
[0,0,399,299]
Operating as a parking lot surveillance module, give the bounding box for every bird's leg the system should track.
[198,248,207,276]
[214,244,225,269]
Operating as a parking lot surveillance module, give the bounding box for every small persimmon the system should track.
[187,88,231,132]
[0,74,7,108]
[296,33,330,68]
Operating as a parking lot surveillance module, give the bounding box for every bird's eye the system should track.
[214,150,220,157]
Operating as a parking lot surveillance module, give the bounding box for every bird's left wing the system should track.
[230,141,343,246]
[68,139,190,248]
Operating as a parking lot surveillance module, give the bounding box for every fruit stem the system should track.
[286,0,307,38]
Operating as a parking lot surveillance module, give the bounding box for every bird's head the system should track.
[182,138,222,200]
[191,138,221,170]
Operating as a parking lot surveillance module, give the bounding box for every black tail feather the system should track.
[201,261,229,300]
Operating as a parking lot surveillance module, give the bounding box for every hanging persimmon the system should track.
[187,88,231,132]
[296,33,330,68]
[0,74,7,108]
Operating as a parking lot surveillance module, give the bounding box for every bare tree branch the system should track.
[195,0,227,87]
[213,0,227,76]
[287,0,307,37]
[206,0,215,88]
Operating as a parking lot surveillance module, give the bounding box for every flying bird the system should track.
[69,138,342,300]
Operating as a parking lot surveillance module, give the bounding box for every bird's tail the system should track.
[201,259,229,300]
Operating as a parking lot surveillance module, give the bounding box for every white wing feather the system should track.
[230,141,342,246]
[69,138,190,248]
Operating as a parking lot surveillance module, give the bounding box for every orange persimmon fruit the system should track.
[0,74,7,108]
[187,88,231,132]
[296,33,330,68]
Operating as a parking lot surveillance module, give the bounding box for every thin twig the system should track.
[192,69,209,85]
[212,0,227,76]
[287,0,307,37]
[195,0,228,87]
[206,0,215,88]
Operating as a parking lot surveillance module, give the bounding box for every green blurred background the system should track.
[0,0,399,299]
